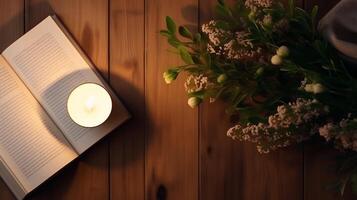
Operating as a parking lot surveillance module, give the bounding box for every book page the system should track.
[0,56,77,196]
[2,16,130,154]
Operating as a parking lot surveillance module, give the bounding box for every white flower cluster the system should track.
[201,20,230,55]
[224,32,262,60]
[245,0,290,33]
[202,21,262,61]
[227,98,327,153]
[184,74,210,93]
[245,0,273,11]
[271,98,325,126]
[183,74,211,108]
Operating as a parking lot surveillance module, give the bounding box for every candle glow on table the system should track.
[67,83,112,127]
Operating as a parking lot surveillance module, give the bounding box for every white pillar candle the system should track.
[67,83,112,127]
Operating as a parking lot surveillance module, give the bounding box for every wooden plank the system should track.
[146,0,199,199]
[109,0,145,199]
[303,1,353,199]
[0,180,15,200]
[0,0,24,199]
[24,0,110,199]
[199,1,303,199]
[304,144,354,200]
[0,0,24,52]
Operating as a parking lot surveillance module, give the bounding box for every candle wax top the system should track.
[67,83,112,127]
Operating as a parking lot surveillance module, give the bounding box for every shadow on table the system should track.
[26,68,148,200]
[0,1,149,199]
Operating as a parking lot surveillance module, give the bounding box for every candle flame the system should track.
[85,96,96,112]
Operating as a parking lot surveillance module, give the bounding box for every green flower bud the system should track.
[312,83,326,94]
[187,97,202,108]
[304,83,326,94]
[271,55,282,65]
[255,67,264,77]
[304,84,314,93]
[163,69,179,84]
[263,15,272,27]
[248,11,256,21]
[217,74,228,83]
[276,46,289,58]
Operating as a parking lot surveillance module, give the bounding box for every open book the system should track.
[0,16,130,199]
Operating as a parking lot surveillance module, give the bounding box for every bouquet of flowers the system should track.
[161,0,357,195]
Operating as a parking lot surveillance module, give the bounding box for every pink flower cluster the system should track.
[227,99,328,153]
[319,117,357,151]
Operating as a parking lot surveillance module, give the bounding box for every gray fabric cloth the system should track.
[318,0,357,63]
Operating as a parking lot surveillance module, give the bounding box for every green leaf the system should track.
[214,86,227,100]
[311,6,318,22]
[200,53,212,68]
[311,5,318,33]
[210,64,222,74]
[178,46,194,64]
[168,37,181,48]
[215,3,233,19]
[166,16,176,34]
[215,20,230,30]
[178,26,192,39]
[193,33,201,43]
[351,174,357,194]
[188,90,206,99]
[233,105,261,123]
[288,0,295,16]
[160,30,172,37]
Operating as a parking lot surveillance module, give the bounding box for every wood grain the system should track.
[0,0,355,200]
[109,0,145,199]
[24,0,109,199]
[0,0,23,199]
[199,0,303,199]
[198,3,242,200]
[145,0,199,199]
[304,143,354,200]
[0,0,24,52]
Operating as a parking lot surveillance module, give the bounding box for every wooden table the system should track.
[0,0,353,199]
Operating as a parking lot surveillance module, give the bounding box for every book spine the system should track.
[0,155,27,199]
